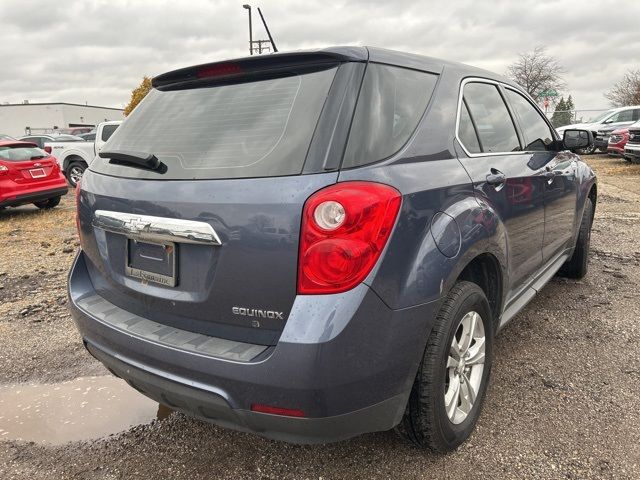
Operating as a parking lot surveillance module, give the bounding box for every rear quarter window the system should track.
[342,64,438,168]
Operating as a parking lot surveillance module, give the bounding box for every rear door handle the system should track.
[486,169,506,186]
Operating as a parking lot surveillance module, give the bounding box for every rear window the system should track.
[101,124,119,141]
[342,64,438,168]
[0,145,48,162]
[92,67,337,180]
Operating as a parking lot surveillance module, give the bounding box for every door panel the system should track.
[541,154,578,260]
[458,153,545,295]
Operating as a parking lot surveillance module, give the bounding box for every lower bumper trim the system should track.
[0,186,68,208]
[86,340,407,444]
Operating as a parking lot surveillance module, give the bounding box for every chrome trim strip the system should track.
[93,210,222,246]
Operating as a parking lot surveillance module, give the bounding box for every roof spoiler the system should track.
[152,47,368,90]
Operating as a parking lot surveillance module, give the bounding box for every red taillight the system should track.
[44,146,52,154]
[196,63,242,79]
[250,403,305,418]
[298,181,401,295]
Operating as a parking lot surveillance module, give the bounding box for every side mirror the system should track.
[563,129,593,152]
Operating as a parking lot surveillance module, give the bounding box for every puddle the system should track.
[0,376,172,444]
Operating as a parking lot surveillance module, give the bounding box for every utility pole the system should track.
[242,5,277,55]
[242,4,253,55]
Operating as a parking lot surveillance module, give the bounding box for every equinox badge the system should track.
[232,307,284,320]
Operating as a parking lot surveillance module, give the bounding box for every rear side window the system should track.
[461,82,520,154]
[0,145,48,162]
[458,101,482,154]
[92,67,337,180]
[505,89,555,151]
[342,64,437,169]
[101,124,119,141]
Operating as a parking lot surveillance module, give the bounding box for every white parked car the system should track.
[556,105,640,154]
[43,121,121,186]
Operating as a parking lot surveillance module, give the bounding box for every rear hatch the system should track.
[78,51,367,345]
[0,143,60,185]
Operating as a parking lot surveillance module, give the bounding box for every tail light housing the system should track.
[44,146,52,154]
[298,181,401,294]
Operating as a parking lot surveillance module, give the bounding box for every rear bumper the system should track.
[68,251,438,444]
[0,185,68,208]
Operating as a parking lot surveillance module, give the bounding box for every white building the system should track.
[0,102,124,137]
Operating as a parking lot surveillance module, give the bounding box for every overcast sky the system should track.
[1,0,638,115]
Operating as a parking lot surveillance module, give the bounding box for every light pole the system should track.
[242,4,253,55]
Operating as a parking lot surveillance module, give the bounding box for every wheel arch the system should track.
[63,154,88,172]
[454,253,504,326]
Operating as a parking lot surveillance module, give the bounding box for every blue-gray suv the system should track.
[69,47,597,451]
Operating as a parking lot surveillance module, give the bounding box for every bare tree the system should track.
[507,46,565,102]
[604,70,640,107]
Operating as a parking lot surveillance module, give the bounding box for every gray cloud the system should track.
[1,0,638,114]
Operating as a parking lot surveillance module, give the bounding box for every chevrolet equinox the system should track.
[69,47,597,451]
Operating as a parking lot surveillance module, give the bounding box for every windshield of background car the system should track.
[587,110,615,123]
[0,145,48,161]
[91,66,338,180]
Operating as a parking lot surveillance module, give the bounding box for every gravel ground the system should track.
[1,155,639,479]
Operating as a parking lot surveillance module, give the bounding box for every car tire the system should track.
[66,161,87,187]
[395,281,493,452]
[33,196,61,210]
[558,197,594,279]
[577,143,597,155]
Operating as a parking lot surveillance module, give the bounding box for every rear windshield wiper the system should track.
[99,150,163,172]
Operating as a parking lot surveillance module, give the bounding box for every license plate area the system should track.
[29,168,46,178]
[125,239,176,287]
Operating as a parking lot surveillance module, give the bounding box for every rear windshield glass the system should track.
[91,67,337,180]
[0,145,48,162]
[342,64,438,168]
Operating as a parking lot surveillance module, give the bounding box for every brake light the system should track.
[251,403,305,418]
[44,146,52,154]
[298,182,401,294]
[196,63,242,79]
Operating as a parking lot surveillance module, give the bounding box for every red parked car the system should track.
[0,141,68,210]
[607,128,630,156]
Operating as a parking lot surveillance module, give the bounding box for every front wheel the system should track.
[395,281,494,452]
[33,196,61,210]
[66,161,87,187]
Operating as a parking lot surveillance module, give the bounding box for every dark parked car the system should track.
[68,47,597,451]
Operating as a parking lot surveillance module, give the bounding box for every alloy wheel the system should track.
[444,311,486,424]
[69,166,84,185]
